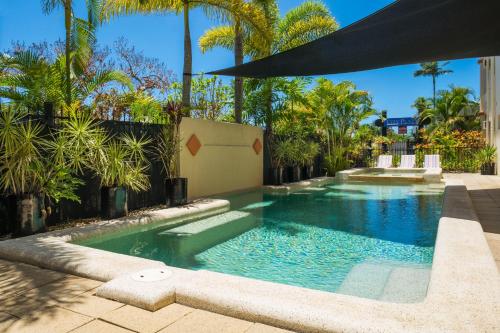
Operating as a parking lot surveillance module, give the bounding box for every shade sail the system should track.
[210,0,500,78]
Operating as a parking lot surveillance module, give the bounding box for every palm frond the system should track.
[199,25,235,53]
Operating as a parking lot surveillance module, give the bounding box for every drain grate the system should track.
[131,268,172,282]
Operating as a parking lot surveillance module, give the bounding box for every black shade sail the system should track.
[210,0,500,78]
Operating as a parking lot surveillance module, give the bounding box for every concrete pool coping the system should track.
[337,167,443,183]
[0,179,498,332]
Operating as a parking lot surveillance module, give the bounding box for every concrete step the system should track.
[337,259,431,302]
[158,211,258,256]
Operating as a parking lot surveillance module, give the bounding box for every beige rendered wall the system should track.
[178,117,263,200]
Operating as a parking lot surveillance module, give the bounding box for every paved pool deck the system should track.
[0,259,290,333]
[443,173,500,271]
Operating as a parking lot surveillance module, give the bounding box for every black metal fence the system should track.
[0,103,169,233]
[351,146,484,172]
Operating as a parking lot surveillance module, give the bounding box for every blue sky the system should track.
[0,0,479,118]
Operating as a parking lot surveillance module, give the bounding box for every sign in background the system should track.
[384,117,418,127]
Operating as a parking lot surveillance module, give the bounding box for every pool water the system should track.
[77,181,444,302]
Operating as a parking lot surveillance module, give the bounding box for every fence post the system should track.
[44,102,55,127]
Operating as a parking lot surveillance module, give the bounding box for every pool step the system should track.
[158,211,258,256]
[337,260,430,303]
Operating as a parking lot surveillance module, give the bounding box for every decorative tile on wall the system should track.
[186,134,202,156]
[253,138,262,155]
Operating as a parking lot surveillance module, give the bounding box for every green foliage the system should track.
[308,78,375,174]
[477,145,497,165]
[171,75,232,120]
[0,49,132,110]
[0,105,101,204]
[155,126,180,179]
[92,133,151,191]
[324,146,350,175]
[419,86,480,134]
[302,141,320,167]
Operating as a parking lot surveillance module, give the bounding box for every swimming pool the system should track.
[77,181,444,302]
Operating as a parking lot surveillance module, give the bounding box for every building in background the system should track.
[480,57,500,172]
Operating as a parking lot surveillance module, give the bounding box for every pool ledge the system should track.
[0,198,229,281]
[0,181,499,332]
[263,176,335,194]
[338,167,443,183]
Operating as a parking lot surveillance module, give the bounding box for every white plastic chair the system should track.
[399,155,416,168]
[376,155,393,168]
[424,155,441,169]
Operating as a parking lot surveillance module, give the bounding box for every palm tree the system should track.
[419,86,479,134]
[0,50,132,110]
[414,61,453,109]
[41,0,101,106]
[199,0,272,123]
[200,1,337,125]
[307,78,374,173]
[103,0,269,115]
[412,96,432,127]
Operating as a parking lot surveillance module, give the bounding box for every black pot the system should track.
[480,163,496,175]
[101,186,128,219]
[270,167,284,185]
[288,166,301,183]
[166,178,188,207]
[16,194,46,235]
[306,165,314,179]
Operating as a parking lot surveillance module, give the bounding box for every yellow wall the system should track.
[179,117,263,199]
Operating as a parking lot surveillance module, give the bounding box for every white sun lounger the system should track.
[424,155,441,169]
[376,155,393,168]
[399,155,416,168]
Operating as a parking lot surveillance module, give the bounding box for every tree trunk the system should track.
[234,19,244,124]
[432,75,436,110]
[64,0,72,106]
[264,79,275,169]
[182,0,192,116]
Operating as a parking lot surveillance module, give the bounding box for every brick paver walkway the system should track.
[0,259,291,333]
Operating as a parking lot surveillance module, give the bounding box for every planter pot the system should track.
[166,178,188,207]
[101,186,128,219]
[16,194,45,235]
[306,165,314,179]
[270,167,284,185]
[288,166,302,183]
[480,163,496,175]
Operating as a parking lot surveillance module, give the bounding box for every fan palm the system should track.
[41,0,102,105]
[103,0,270,115]
[414,61,453,109]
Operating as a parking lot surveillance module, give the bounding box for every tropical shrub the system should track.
[302,141,320,167]
[0,105,108,222]
[92,133,151,192]
[155,101,184,179]
[477,145,497,165]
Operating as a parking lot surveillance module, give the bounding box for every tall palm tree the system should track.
[103,0,269,115]
[200,1,337,124]
[414,61,453,109]
[41,0,101,106]
[199,0,272,123]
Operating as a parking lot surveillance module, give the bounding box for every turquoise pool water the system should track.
[77,181,444,302]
